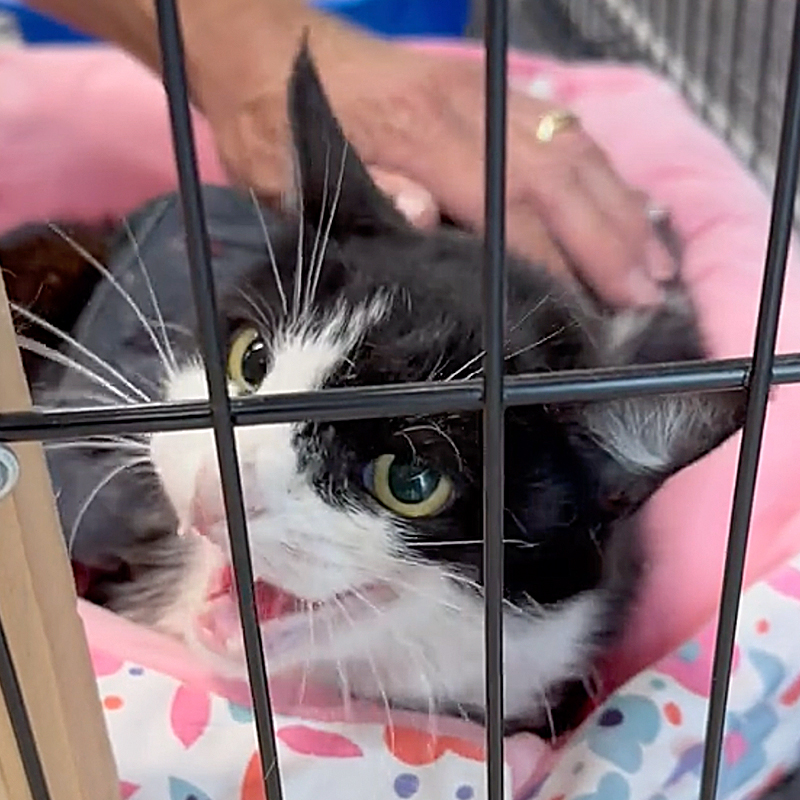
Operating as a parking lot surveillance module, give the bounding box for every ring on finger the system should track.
[535,110,581,143]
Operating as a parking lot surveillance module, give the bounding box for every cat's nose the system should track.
[189,459,263,536]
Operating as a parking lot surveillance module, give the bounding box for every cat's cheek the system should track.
[149,428,216,526]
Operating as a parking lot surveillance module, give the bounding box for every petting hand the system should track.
[202,33,676,308]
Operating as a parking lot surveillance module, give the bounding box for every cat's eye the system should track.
[363,454,453,518]
[227,327,268,394]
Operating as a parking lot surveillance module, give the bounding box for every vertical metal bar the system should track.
[676,0,692,90]
[751,0,778,169]
[152,2,283,799]
[0,616,51,800]
[701,0,721,115]
[483,0,507,797]
[698,4,800,800]
[723,0,747,141]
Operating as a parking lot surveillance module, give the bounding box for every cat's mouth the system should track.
[192,544,395,666]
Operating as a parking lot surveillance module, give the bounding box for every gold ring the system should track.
[535,110,580,143]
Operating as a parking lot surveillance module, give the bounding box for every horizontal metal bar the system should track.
[2,354,800,443]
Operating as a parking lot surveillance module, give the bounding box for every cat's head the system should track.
[148,42,746,727]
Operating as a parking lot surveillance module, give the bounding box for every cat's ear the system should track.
[287,36,409,237]
[565,294,748,516]
[572,387,746,516]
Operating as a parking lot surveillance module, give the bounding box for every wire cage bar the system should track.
[552,0,798,201]
[2,1,800,800]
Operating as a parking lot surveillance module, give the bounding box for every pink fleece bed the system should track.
[2,40,800,800]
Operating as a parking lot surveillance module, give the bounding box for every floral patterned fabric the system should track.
[88,551,800,800]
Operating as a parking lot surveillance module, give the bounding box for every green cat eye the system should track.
[227,326,268,394]
[365,454,453,518]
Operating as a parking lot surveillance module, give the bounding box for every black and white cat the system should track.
[8,43,746,735]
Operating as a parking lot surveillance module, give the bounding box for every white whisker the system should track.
[67,458,151,555]
[16,335,135,404]
[504,323,575,362]
[48,223,175,380]
[235,287,276,332]
[249,188,288,317]
[443,348,485,382]
[306,139,331,313]
[400,422,464,472]
[324,616,353,720]
[11,303,151,403]
[308,141,348,311]
[44,439,148,454]
[291,151,305,322]
[124,218,178,372]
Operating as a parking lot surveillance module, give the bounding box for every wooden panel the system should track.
[0,279,120,800]
[0,688,33,800]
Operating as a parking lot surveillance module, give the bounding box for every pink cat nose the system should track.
[188,460,264,536]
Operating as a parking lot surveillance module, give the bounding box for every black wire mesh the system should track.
[2,1,800,799]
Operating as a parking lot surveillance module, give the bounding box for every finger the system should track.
[368,167,439,228]
[578,155,678,282]
[525,147,664,307]
[505,204,573,283]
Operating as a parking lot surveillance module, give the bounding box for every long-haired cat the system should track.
[2,42,746,736]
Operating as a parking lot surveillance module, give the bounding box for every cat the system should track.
[1,42,746,737]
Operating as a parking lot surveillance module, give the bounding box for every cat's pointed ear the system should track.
[287,36,409,236]
[564,293,748,516]
[573,387,746,516]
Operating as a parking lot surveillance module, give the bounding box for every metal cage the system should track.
[553,0,796,199]
[2,1,800,799]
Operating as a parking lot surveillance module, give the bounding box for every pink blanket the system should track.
[2,40,800,800]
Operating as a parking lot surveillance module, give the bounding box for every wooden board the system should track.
[0,278,120,800]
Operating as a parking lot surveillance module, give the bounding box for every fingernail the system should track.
[395,190,432,224]
[645,234,679,282]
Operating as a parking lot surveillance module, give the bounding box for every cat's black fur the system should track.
[3,43,747,735]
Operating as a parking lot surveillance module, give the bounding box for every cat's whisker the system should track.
[442,570,529,615]
[11,303,151,403]
[33,388,136,408]
[44,439,149,455]
[235,287,276,332]
[47,223,176,381]
[400,423,464,472]
[333,593,397,732]
[506,508,529,538]
[540,688,558,747]
[443,297,568,383]
[291,149,305,323]
[324,616,353,721]
[410,538,538,549]
[462,322,576,382]
[509,292,555,335]
[67,457,152,556]
[347,590,439,738]
[382,573,464,614]
[16,335,137,405]
[307,141,348,312]
[443,348,485,382]
[296,601,316,707]
[124,219,178,373]
[504,323,575,362]
[249,188,288,318]
[306,139,331,314]
[393,430,419,460]
[425,349,450,382]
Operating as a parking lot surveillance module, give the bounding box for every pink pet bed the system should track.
[2,40,800,800]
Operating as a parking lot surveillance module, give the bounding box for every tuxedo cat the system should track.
[3,43,746,736]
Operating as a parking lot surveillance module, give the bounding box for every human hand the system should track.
[198,27,675,308]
